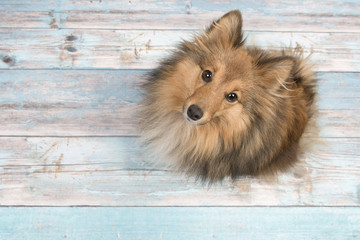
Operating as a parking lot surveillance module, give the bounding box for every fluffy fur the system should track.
[138,10,317,182]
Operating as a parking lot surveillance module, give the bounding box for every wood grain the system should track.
[0,137,359,206]
[0,0,359,32]
[0,207,359,239]
[0,0,359,235]
[0,70,359,137]
[0,29,359,71]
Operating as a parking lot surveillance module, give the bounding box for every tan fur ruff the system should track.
[138,10,317,182]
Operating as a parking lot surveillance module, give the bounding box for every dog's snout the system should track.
[187,104,204,121]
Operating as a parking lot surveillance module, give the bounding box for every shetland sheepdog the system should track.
[138,10,317,182]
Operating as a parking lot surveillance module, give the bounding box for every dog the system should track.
[138,10,317,182]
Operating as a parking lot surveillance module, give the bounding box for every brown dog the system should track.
[138,10,317,182]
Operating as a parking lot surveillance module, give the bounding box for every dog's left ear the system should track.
[206,10,244,48]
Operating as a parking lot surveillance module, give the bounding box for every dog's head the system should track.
[173,10,294,126]
[176,10,250,126]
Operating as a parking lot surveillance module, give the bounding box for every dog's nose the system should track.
[187,104,203,121]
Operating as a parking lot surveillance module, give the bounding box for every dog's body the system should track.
[138,10,317,182]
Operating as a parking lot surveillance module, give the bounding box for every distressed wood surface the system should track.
[0,137,359,206]
[0,207,359,239]
[0,0,359,32]
[0,29,359,71]
[0,71,359,137]
[0,0,360,237]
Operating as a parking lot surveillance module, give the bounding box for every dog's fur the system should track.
[138,10,317,182]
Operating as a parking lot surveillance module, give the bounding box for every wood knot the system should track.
[2,55,15,65]
[66,35,78,41]
[66,47,77,52]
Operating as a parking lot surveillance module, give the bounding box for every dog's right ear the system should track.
[256,56,295,89]
[205,10,244,48]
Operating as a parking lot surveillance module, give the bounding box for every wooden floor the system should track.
[0,0,359,239]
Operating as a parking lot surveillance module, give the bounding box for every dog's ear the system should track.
[257,56,295,88]
[205,10,244,48]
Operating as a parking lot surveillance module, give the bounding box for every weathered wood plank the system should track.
[0,29,359,71]
[2,0,359,13]
[0,70,139,136]
[0,137,359,206]
[0,0,359,32]
[0,207,359,239]
[0,70,359,137]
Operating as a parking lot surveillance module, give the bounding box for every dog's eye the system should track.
[201,70,212,82]
[226,92,238,102]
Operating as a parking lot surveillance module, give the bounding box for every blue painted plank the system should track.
[0,0,359,32]
[0,70,359,137]
[0,70,358,109]
[2,0,359,13]
[317,72,360,110]
[0,207,359,239]
[0,29,359,71]
[0,137,359,206]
